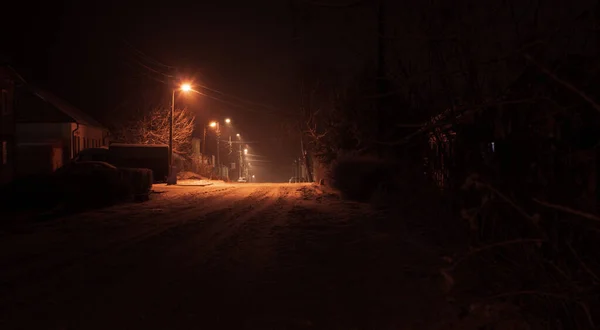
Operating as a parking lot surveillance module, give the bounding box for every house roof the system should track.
[2,64,106,129]
[30,87,106,129]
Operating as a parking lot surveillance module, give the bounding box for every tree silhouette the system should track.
[112,107,196,156]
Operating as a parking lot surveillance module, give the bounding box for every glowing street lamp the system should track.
[244,148,248,155]
[209,121,217,127]
[225,118,231,124]
[180,83,192,92]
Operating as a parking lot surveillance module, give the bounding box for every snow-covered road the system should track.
[0,183,451,330]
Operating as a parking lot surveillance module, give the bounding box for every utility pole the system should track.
[167,87,176,185]
[216,124,221,178]
[202,127,207,155]
[239,140,242,179]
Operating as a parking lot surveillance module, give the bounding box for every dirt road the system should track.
[0,183,451,330]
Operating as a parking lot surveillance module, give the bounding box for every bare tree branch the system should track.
[112,107,196,156]
[533,198,600,222]
[524,53,600,115]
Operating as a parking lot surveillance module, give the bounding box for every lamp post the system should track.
[236,133,242,179]
[167,83,192,185]
[244,147,248,179]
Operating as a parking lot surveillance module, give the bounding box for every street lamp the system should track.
[225,118,231,124]
[180,83,192,92]
[168,82,192,185]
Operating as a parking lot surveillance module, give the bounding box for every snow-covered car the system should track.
[55,161,153,203]
[237,177,247,183]
[55,160,118,177]
[54,161,125,206]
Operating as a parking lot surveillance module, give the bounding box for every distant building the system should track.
[2,67,110,177]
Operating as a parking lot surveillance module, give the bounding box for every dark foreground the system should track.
[0,183,455,330]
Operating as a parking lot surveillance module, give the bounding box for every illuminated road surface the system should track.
[0,183,448,330]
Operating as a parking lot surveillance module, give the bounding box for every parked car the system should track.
[237,177,247,183]
[55,161,153,204]
[54,161,126,206]
[75,144,169,183]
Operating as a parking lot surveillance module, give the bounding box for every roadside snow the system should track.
[176,171,208,181]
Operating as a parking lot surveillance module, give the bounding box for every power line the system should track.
[125,55,174,78]
[118,48,298,118]
[195,83,279,112]
[192,89,290,116]
[122,61,170,85]
[122,39,176,70]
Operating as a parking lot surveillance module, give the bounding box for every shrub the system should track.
[118,168,153,202]
[328,154,396,202]
[57,167,125,209]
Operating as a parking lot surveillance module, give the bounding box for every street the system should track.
[0,183,452,330]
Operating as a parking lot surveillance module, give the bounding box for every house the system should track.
[5,69,110,177]
[0,65,17,185]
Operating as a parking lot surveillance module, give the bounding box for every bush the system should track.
[118,168,153,202]
[57,167,126,209]
[328,154,395,202]
[328,153,433,203]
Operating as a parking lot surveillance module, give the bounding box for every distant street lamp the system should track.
[168,82,193,185]
[209,118,232,178]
